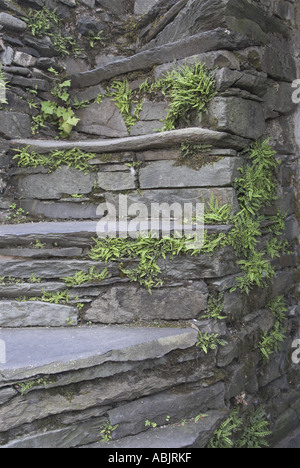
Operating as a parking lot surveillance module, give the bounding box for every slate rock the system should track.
[0,301,78,327]
[13,51,37,68]
[83,281,208,324]
[95,0,128,16]
[76,100,128,138]
[0,111,32,139]
[97,171,136,192]
[0,259,118,279]
[139,157,242,189]
[0,46,14,65]
[134,0,160,15]
[16,166,97,200]
[86,410,228,448]
[77,15,106,36]
[108,382,226,439]
[147,0,288,48]
[207,96,265,140]
[20,199,101,220]
[0,12,27,31]
[70,29,257,89]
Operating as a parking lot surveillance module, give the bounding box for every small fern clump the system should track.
[208,407,271,448]
[153,61,217,130]
[13,147,96,174]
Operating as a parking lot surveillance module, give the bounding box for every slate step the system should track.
[0,325,212,447]
[11,127,249,153]
[68,28,257,89]
[84,410,228,449]
[0,326,198,380]
[0,219,232,248]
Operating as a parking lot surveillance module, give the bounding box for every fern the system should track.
[153,61,216,130]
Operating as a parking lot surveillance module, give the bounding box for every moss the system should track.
[174,143,224,171]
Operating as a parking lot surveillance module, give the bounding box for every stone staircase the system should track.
[0,179,233,448]
[0,0,299,449]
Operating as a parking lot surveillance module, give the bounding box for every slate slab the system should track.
[83,281,208,324]
[0,301,78,328]
[139,157,242,189]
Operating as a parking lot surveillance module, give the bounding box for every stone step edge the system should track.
[68,28,258,89]
[0,326,198,383]
[10,127,250,153]
[82,409,228,449]
[0,220,233,248]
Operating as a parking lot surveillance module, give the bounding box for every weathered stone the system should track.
[1,415,107,448]
[0,282,68,298]
[130,120,165,136]
[70,84,106,104]
[0,301,78,328]
[77,15,105,36]
[86,410,228,448]
[23,36,58,58]
[105,187,239,218]
[0,0,26,16]
[95,0,127,16]
[0,112,32,139]
[0,247,82,259]
[98,170,136,191]
[69,29,258,89]
[139,158,242,189]
[12,128,250,154]
[11,76,50,92]
[215,68,268,97]
[76,100,128,138]
[16,166,97,200]
[83,281,208,324]
[207,96,265,140]
[13,51,37,68]
[158,246,239,280]
[0,46,14,65]
[263,80,297,118]
[0,259,118,279]
[154,51,240,81]
[146,0,288,48]
[0,12,27,31]
[0,220,100,248]
[0,387,17,405]
[20,199,101,220]
[134,100,169,121]
[108,382,225,439]
[134,0,159,15]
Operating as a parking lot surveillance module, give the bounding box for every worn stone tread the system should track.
[83,409,227,448]
[0,219,232,247]
[0,326,198,381]
[11,127,250,153]
[68,28,258,88]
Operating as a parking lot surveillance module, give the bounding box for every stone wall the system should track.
[0,0,299,448]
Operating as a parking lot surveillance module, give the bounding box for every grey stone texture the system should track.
[0,301,78,328]
[0,112,32,139]
[83,281,208,324]
[17,166,97,200]
[0,0,299,450]
[0,12,27,31]
[207,96,265,139]
[139,157,242,189]
[76,99,129,138]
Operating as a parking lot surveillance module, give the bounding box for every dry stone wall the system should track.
[0,0,299,449]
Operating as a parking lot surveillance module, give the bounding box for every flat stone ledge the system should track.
[68,28,258,89]
[0,220,232,247]
[83,409,228,448]
[11,127,250,154]
[0,326,198,381]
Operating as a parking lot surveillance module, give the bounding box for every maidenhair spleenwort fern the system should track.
[208,407,271,448]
